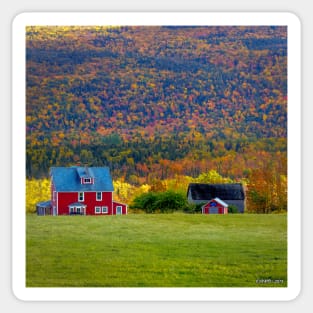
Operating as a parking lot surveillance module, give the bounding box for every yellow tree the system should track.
[26,179,50,213]
[247,158,287,213]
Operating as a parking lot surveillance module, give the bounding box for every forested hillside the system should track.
[26,26,288,211]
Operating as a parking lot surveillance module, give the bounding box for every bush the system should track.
[228,205,238,214]
[130,192,159,213]
[130,190,188,213]
[154,191,187,213]
[183,203,205,214]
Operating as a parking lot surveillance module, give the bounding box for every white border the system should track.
[12,12,301,301]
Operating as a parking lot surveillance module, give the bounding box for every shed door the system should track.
[209,207,219,214]
[116,206,122,215]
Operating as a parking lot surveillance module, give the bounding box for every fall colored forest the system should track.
[26,25,288,212]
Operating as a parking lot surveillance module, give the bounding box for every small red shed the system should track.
[113,201,128,215]
[202,197,228,214]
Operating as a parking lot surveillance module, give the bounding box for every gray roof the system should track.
[50,167,114,192]
[36,200,52,208]
[187,183,245,201]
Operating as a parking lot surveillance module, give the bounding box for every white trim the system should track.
[116,206,123,215]
[96,192,102,201]
[113,201,128,215]
[56,192,58,216]
[95,206,101,214]
[68,203,87,215]
[213,197,229,207]
[83,178,92,184]
[78,192,84,202]
[102,206,108,214]
[112,200,128,206]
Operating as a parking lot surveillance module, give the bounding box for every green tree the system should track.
[154,191,187,213]
[130,192,159,213]
[130,190,188,213]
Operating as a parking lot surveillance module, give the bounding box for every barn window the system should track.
[96,192,102,201]
[102,206,108,214]
[78,192,84,202]
[84,178,91,184]
[95,206,101,214]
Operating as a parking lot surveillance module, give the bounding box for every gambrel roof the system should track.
[50,166,114,192]
[187,183,245,201]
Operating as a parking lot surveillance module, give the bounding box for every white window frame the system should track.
[96,192,102,201]
[102,206,108,214]
[78,192,84,202]
[95,206,101,214]
[84,178,91,184]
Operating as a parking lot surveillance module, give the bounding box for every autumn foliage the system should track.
[26,26,288,213]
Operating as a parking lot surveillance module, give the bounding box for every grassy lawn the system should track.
[26,213,287,287]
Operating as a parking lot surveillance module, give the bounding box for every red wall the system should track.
[112,201,128,215]
[202,201,227,214]
[57,191,113,215]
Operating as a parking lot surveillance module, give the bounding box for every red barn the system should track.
[37,166,127,216]
[201,197,228,214]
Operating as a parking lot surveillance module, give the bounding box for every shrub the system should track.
[154,190,187,213]
[228,205,238,214]
[130,190,188,213]
[130,192,159,213]
[183,203,204,214]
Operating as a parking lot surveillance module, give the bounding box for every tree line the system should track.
[25,26,288,213]
[27,166,287,214]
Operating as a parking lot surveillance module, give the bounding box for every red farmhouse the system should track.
[202,197,228,214]
[37,166,127,216]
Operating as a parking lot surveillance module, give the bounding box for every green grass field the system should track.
[26,213,287,287]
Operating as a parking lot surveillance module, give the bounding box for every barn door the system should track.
[116,206,122,215]
[209,207,219,214]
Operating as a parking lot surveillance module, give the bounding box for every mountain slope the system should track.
[26,26,287,180]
